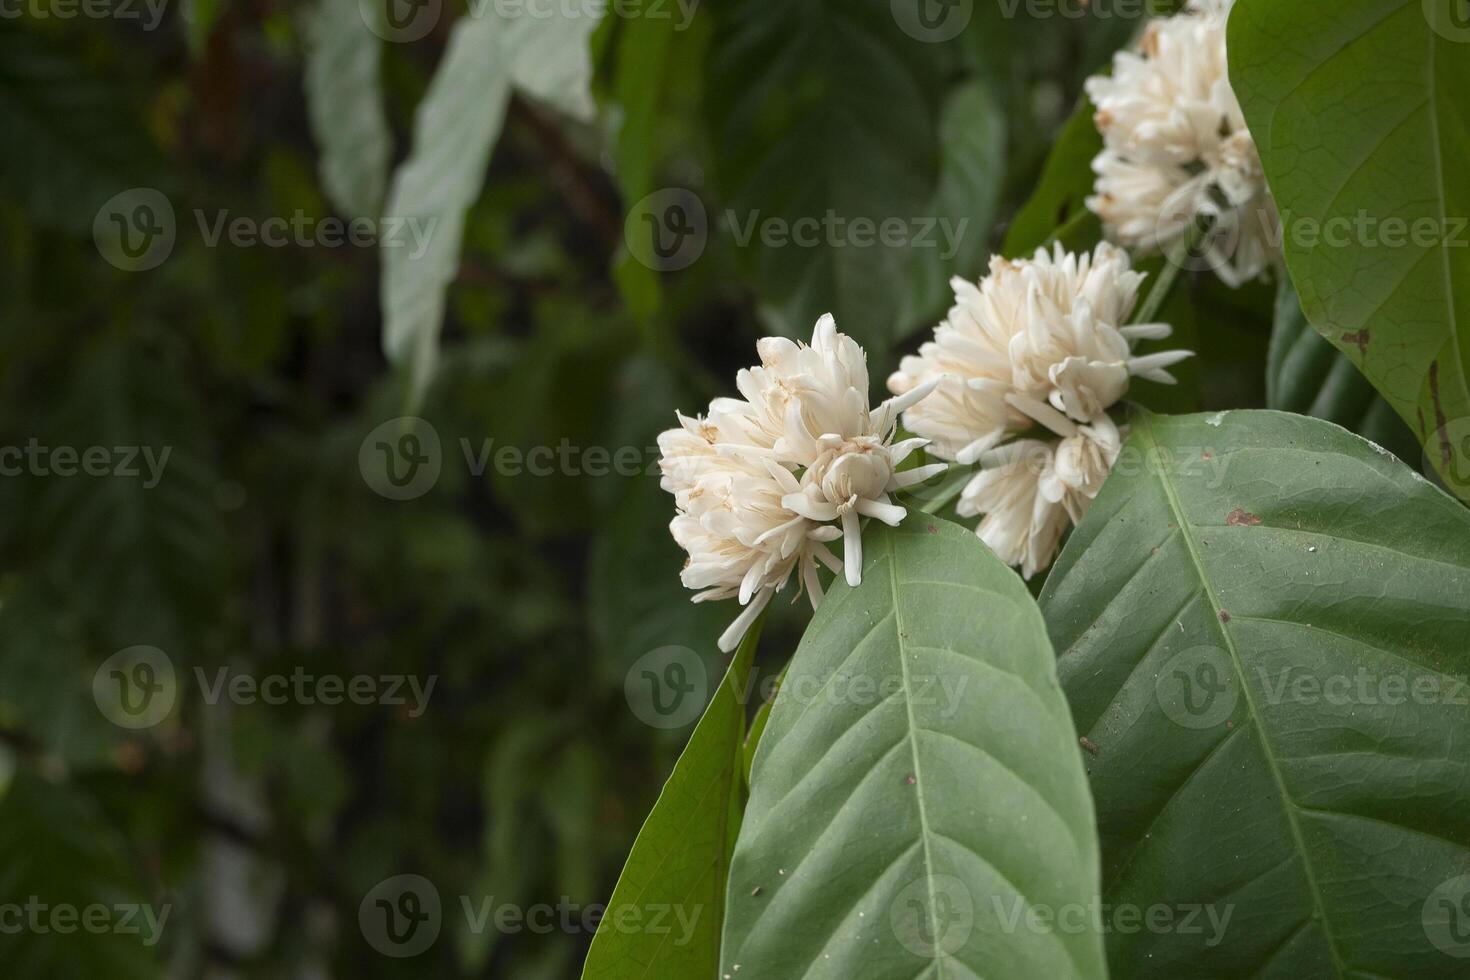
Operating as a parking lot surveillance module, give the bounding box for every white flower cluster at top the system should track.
[657,315,943,652]
[1085,0,1279,287]
[888,243,1191,578]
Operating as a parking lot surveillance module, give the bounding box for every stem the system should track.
[1132,248,1185,325]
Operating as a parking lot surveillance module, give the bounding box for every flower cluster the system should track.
[888,243,1191,578]
[658,315,943,652]
[1085,0,1278,287]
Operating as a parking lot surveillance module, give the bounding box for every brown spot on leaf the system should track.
[1218,610,1231,623]
[1226,508,1261,527]
[927,524,938,534]
[1341,328,1370,356]
[1202,451,1212,460]
[1079,737,1100,757]
[905,773,916,785]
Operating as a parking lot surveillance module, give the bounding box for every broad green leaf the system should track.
[1268,277,1417,460]
[580,622,761,980]
[380,13,512,406]
[1003,98,1102,259]
[723,517,1106,980]
[302,0,391,219]
[0,771,161,979]
[0,26,159,233]
[705,0,943,355]
[900,80,1007,330]
[1040,409,1470,977]
[381,5,602,405]
[1230,0,1470,499]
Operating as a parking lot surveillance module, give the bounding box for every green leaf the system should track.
[381,5,602,405]
[1230,0,1470,499]
[1268,277,1417,460]
[1002,98,1102,259]
[380,14,513,406]
[900,80,1006,329]
[705,0,943,355]
[722,517,1106,979]
[1040,409,1470,977]
[0,771,161,979]
[0,26,159,233]
[580,621,761,980]
[302,0,392,219]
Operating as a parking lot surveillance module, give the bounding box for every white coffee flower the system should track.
[890,244,1188,578]
[957,440,1070,581]
[957,416,1123,579]
[1085,0,1279,287]
[890,244,1189,447]
[1003,242,1192,421]
[659,314,942,651]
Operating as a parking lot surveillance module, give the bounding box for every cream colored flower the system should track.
[659,315,941,651]
[891,244,1186,578]
[1085,0,1279,287]
[1003,242,1191,421]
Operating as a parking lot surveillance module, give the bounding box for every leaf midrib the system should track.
[1138,416,1350,978]
[886,528,948,980]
